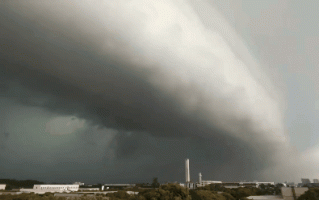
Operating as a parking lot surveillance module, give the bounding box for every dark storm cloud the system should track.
[0,132,9,150]
[0,0,302,182]
[110,131,265,182]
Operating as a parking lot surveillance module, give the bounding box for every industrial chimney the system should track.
[185,159,190,183]
[199,172,202,184]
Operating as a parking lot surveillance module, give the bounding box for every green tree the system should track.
[221,192,236,200]
[230,188,252,200]
[106,190,134,200]
[297,188,319,200]
[274,183,284,195]
[209,183,224,191]
[139,183,191,200]
[190,190,226,200]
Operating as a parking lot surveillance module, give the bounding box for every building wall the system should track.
[247,195,283,200]
[20,184,80,194]
[198,181,274,188]
[241,182,275,188]
[0,184,6,190]
[78,188,99,191]
[301,179,311,184]
[186,183,195,189]
[33,184,79,191]
[103,184,135,187]
[281,187,308,200]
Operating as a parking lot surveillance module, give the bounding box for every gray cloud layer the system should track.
[0,0,312,183]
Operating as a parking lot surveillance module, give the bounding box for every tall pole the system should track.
[185,159,190,183]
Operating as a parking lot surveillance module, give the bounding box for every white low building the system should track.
[247,195,283,200]
[78,188,100,191]
[73,182,84,186]
[197,172,222,187]
[20,184,79,194]
[197,180,223,187]
[0,184,6,190]
[241,182,275,188]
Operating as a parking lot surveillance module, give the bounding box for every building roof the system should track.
[247,195,283,200]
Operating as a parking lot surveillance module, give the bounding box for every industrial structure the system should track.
[185,158,195,189]
[185,159,190,183]
[183,158,276,190]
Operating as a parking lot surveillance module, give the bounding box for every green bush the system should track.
[297,188,319,200]
[138,183,191,200]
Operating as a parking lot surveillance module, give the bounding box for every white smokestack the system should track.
[199,172,202,184]
[185,158,190,183]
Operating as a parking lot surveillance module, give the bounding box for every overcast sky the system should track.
[1,0,319,184]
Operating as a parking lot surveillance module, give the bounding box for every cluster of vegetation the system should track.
[199,183,284,197]
[135,178,160,189]
[95,182,284,200]
[0,192,108,200]
[189,190,234,200]
[0,179,289,200]
[297,188,319,200]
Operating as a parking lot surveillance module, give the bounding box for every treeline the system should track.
[0,179,45,189]
[106,183,285,200]
[199,183,284,196]
[0,182,291,200]
[297,188,319,200]
[0,193,108,200]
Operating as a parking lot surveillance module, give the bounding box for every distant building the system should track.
[285,182,295,187]
[299,182,319,188]
[200,181,275,189]
[197,172,222,187]
[0,184,6,190]
[20,184,79,194]
[298,178,319,187]
[247,195,283,200]
[242,182,275,188]
[197,180,223,187]
[103,184,135,189]
[78,188,100,191]
[73,182,84,186]
[301,178,311,184]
